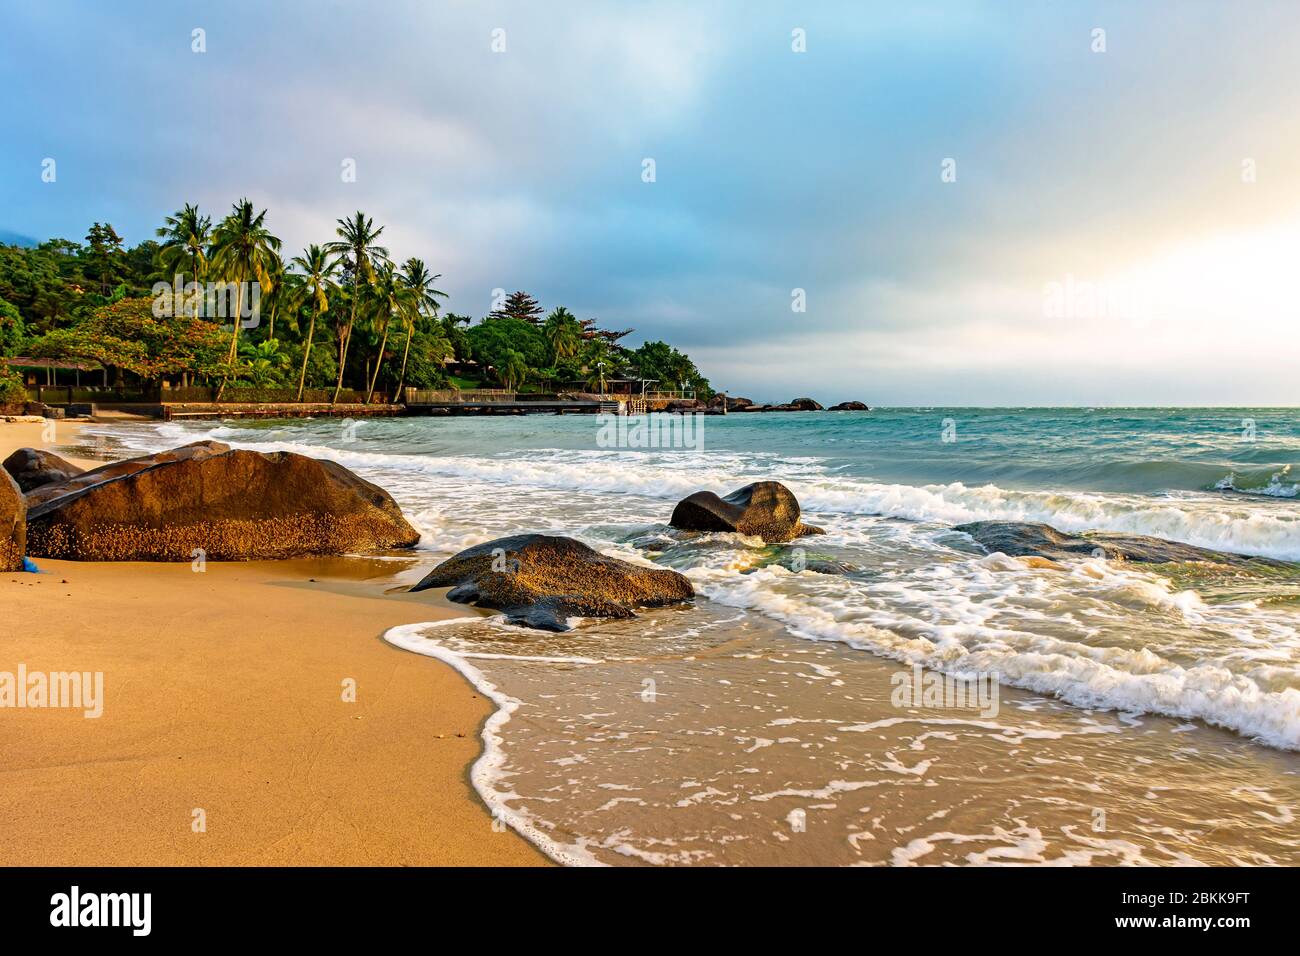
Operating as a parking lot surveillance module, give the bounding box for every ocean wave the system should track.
[685,561,1300,751]
[92,421,1300,561]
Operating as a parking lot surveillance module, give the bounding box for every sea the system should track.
[76,408,1300,865]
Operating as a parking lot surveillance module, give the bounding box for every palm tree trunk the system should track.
[215,281,245,402]
[394,323,413,401]
[297,306,317,402]
[365,318,391,404]
[331,294,358,405]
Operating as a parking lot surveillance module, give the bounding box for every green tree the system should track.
[155,204,212,286]
[210,199,281,399]
[83,223,126,295]
[541,306,583,365]
[289,245,338,401]
[325,211,389,403]
[0,296,24,356]
[397,258,449,396]
[496,348,528,390]
[490,290,543,324]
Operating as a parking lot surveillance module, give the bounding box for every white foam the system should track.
[383,620,606,866]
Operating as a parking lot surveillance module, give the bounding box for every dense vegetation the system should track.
[0,202,712,403]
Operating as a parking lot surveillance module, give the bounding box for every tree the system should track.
[209,199,281,399]
[155,204,211,286]
[289,245,338,401]
[363,262,416,403]
[496,348,528,390]
[490,290,543,325]
[83,223,126,295]
[397,258,448,396]
[238,337,290,387]
[0,296,24,356]
[542,306,582,365]
[325,211,388,403]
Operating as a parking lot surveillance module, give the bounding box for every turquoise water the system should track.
[87,408,1300,865]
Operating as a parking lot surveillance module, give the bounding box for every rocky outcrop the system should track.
[26,443,420,561]
[664,399,704,412]
[786,397,823,411]
[25,441,231,508]
[670,481,824,543]
[708,394,753,412]
[410,533,694,631]
[1,468,24,572]
[955,520,1282,566]
[828,401,869,411]
[3,448,85,493]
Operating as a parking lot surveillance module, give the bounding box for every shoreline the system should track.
[1,419,548,866]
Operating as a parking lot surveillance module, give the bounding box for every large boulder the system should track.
[787,397,824,411]
[3,447,85,493]
[955,520,1282,566]
[669,481,824,543]
[25,441,231,508]
[26,444,420,561]
[828,401,869,411]
[411,533,694,631]
[1,469,24,572]
[707,394,753,411]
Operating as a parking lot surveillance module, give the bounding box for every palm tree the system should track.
[542,307,582,364]
[210,199,281,400]
[289,245,338,401]
[156,203,212,288]
[497,349,528,391]
[396,257,448,397]
[325,211,389,403]
[362,263,414,403]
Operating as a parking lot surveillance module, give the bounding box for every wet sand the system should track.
[0,420,547,866]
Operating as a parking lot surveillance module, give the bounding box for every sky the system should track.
[2,0,1299,405]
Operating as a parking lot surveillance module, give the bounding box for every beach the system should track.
[5,410,1300,866]
[0,419,547,866]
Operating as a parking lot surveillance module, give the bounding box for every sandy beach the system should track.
[0,419,547,866]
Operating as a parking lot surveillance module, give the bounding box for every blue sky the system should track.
[3,1,1299,404]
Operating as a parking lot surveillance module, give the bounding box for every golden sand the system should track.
[0,419,547,866]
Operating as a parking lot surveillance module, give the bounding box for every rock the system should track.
[3,448,85,493]
[410,533,694,631]
[1,468,25,572]
[25,441,230,508]
[828,401,869,411]
[670,481,824,543]
[707,394,752,411]
[664,399,703,412]
[25,444,420,561]
[954,520,1282,566]
[787,397,824,411]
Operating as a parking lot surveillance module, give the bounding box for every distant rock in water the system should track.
[670,481,824,543]
[410,533,694,632]
[828,401,869,411]
[4,448,85,493]
[955,520,1282,566]
[26,444,420,561]
[786,397,824,411]
[1,468,25,572]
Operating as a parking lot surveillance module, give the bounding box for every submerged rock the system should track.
[1,468,25,572]
[410,533,694,631]
[955,520,1281,566]
[670,481,824,543]
[3,447,85,493]
[26,444,420,561]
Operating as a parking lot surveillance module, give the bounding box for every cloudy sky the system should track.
[3,1,1299,404]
